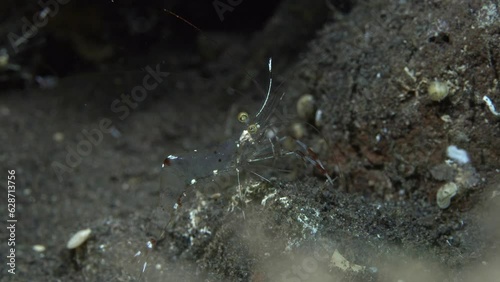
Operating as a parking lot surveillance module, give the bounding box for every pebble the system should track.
[53,132,65,142]
[66,228,92,249]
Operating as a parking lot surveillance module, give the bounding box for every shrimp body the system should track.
[162,141,238,187]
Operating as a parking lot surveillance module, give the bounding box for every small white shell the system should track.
[33,245,46,252]
[66,228,92,249]
[315,109,323,127]
[428,81,449,102]
[0,52,9,68]
[291,122,306,139]
[436,182,458,209]
[52,132,65,142]
[297,94,316,121]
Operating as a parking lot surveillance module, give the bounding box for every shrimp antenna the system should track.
[255,57,273,118]
[165,9,203,33]
[164,9,270,98]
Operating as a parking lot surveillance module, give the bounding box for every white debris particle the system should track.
[109,126,122,138]
[239,129,254,144]
[447,145,470,164]
[315,109,323,127]
[167,155,179,160]
[279,197,290,208]
[189,209,199,229]
[199,226,211,235]
[440,115,452,123]
[404,67,417,82]
[261,190,277,206]
[66,228,92,249]
[297,214,318,235]
[330,249,366,272]
[147,240,154,249]
[483,95,500,116]
[213,169,218,175]
[313,208,320,217]
[477,3,500,28]
[190,178,197,185]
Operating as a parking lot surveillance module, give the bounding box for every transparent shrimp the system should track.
[134,58,334,279]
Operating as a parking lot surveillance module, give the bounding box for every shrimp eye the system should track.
[248,123,258,134]
[237,112,249,123]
